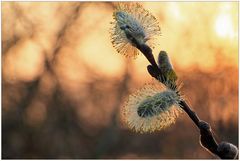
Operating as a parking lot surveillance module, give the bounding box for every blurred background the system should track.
[2,1,238,159]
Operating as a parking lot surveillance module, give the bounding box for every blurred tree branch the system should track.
[3,3,89,158]
[2,2,39,56]
[94,60,132,158]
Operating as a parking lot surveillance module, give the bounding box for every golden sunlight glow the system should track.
[168,2,182,20]
[2,2,238,81]
[3,39,44,82]
[215,13,235,38]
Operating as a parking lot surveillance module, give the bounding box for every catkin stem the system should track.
[179,100,200,128]
[125,32,160,73]
[138,43,159,70]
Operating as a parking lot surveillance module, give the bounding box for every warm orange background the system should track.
[2,2,238,159]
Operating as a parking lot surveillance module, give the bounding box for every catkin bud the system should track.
[158,51,178,84]
[217,142,238,159]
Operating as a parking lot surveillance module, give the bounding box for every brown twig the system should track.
[135,42,238,159]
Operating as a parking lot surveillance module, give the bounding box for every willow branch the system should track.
[135,43,238,159]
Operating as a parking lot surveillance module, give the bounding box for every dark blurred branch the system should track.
[14,3,83,108]
[46,3,82,71]
[135,42,238,159]
[2,35,20,56]
[94,60,132,158]
[2,2,35,55]
[8,2,91,138]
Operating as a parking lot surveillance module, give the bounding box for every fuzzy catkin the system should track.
[110,2,161,58]
[121,82,182,133]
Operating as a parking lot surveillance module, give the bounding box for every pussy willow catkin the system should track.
[121,83,182,133]
[110,2,161,58]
